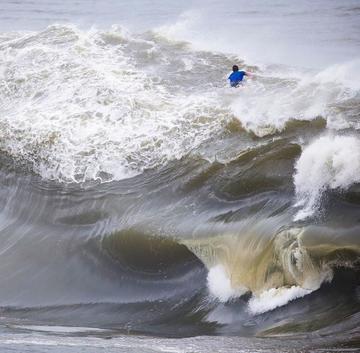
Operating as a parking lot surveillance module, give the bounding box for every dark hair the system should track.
[232,65,239,72]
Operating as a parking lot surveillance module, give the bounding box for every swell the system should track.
[0,159,358,338]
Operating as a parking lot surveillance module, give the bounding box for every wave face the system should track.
[0,20,359,349]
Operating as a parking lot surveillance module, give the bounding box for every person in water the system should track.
[228,65,250,87]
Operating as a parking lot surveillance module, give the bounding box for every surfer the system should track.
[228,65,250,87]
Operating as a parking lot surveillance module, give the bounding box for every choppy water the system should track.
[0,1,359,352]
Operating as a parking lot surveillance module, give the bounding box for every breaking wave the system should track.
[0,25,229,182]
[0,22,359,342]
[294,135,360,220]
[0,25,359,184]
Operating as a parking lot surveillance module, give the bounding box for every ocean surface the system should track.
[0,1,359,352]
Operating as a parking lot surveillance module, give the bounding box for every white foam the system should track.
[207,265,248,302]
[294,135,360,220]
[248,286,313,315]
[0,25,227,182]
[230,60,360,137]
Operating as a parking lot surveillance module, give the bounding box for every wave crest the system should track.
[294,135,360,220]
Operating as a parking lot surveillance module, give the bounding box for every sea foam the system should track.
[0,25,227,182]
[248,286,312,315]
[230,60,360,137]
[207,265,321,314]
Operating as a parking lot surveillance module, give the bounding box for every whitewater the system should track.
[0,1,359,352]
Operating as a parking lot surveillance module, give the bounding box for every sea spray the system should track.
[207,264,248,302]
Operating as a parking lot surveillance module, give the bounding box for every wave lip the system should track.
[294,135,360,220]
[207,265,248,302]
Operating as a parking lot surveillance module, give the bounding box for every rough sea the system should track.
[0,0,359,352]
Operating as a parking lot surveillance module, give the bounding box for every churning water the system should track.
[0,1,359,352]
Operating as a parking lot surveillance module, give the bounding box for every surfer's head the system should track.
[232,65,239,72]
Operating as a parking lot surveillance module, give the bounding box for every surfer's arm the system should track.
[245,71,255,79]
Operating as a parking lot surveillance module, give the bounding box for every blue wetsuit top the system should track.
[228,71,246,86]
